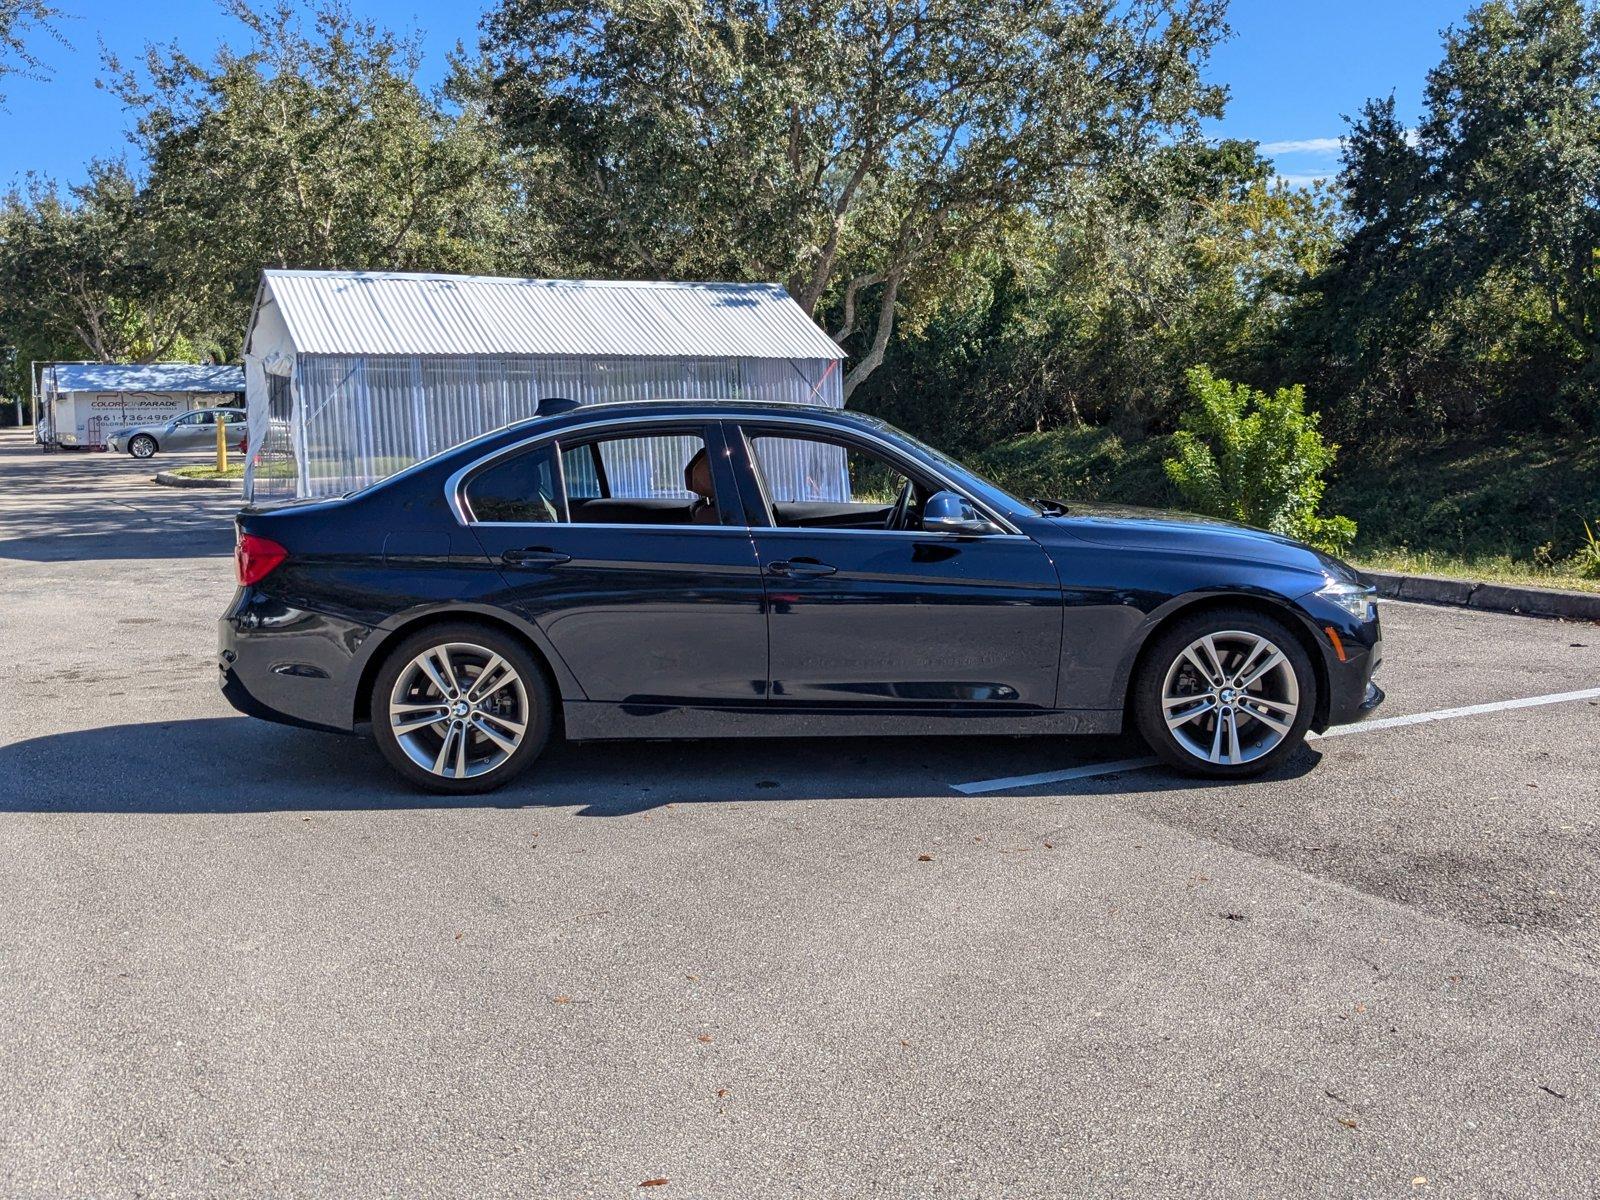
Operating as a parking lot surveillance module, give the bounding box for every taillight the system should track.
[236,533,287,585]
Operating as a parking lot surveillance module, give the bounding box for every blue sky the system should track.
[1,0,1471,192]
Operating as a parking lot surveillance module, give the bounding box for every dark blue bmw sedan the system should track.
[219,400,1383,793]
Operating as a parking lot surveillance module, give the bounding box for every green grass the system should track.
[969,425,1600,592]
[169,463,245,480]
[1351,548,1600,594]
[1324,433,1600,563]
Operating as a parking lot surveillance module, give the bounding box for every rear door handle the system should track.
[500,547,572,567]
[767,558,837,578]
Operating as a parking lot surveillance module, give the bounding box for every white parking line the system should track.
[951,685,1600,796]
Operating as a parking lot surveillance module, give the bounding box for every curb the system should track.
[152,470,239,491]
[1360,569,1600,623]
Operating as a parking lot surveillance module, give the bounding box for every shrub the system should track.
[1572,520,1600,580]
[1164,366,1357,555]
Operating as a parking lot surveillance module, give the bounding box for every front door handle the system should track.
[500,547,572,567]
[767,557,837,578]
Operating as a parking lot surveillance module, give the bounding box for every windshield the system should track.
[862,417,1041,517]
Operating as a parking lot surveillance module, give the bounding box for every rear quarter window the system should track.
[466,445,563,523]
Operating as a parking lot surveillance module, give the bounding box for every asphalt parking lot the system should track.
[2,429,1598,1198]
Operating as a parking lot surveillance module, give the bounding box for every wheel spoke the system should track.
[1230,636,1269,685]
[416,654,453,699]
[454,723,469,778]
[1164,695,1216,730]
[431,725,458,775]
[471,715,519,754]
[1208,713,1225,763]
[1236,650,1285,691]
[1197,635,1227,683]
[466,654,505,700]
[433,649,462,695]
[1225,709,1242,763]
[392,704,448,735]
[1245,695,1296,717]
[1241,703,1292,736]
[1181,646,1218,686]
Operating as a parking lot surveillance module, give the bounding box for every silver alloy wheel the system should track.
[1159,630,1300,766]
[387,641,530,780]
[130,435,156,459]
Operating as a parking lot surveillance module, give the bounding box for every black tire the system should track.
[129,434,157,459]
[370,622,554,795]
[1132,607,1317,779]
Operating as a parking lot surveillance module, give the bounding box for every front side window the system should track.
[746,432,923,531]
[177,411,214,426]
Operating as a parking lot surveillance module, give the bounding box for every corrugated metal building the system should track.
[35,362,244,449]
[242,270,847,501]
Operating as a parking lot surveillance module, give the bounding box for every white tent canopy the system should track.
[242,270,847,500]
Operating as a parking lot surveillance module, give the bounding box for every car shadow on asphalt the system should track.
[0,717,1319,816]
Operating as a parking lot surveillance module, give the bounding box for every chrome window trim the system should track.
[445,411,1023,536]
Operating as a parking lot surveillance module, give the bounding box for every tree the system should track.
[107,0,554,339]
[1295,0,1600,436]
[853,140,1339,448]
[480,0,1229,397]
[0,163,214,379]
[0,0,61,102]
[1164,366,1356,554]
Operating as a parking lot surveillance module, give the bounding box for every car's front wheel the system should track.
[129,434,157,459]
[1133,608,1317,779]
[370,624,553,794]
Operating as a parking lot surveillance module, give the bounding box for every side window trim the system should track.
[447,413,1022,535]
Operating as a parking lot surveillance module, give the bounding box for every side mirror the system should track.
[921,490,995,535]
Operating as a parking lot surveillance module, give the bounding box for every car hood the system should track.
[1044,502,1358,584]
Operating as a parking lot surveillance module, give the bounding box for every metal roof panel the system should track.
[46,363,244,393]
[259,271,846,360]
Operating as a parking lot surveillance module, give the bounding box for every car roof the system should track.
[508,399,882,434]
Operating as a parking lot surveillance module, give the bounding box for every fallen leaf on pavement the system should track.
[552,995,571,1004]
[1338,1117,1358,1129]
[640,1179,669,1188]
[697,1034,713,1044]
[917,854,933,862]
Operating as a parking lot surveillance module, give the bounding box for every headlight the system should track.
[1316,580,1376,620]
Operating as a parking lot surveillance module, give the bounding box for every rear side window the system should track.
[466,444,562,523]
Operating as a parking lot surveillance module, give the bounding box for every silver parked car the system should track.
[107,407,246,458]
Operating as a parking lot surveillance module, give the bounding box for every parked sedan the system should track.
[219,400,1383,793]
[107,407,246,458]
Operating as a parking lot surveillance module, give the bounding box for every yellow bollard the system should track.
[215,413,228,474]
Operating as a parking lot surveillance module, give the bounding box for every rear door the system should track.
[461,421,768,705]
[729,421,1064,708]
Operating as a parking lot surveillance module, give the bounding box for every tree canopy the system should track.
[480,0,1230,396]
[2,0,1599,456]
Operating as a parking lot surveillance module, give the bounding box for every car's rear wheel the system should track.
[1133,608,1317,779]
[370,624,552,794]
[129,434,157,459]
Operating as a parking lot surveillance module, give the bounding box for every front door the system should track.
[462,422,767,705]
[732,424,1064,708]
[169,409,216,448]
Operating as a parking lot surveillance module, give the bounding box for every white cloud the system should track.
[1259,136,1345,156]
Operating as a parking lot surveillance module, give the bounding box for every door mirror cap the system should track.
[922,490,996,535]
